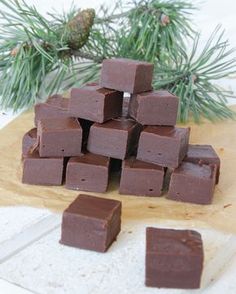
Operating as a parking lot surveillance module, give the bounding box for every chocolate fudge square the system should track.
[65,153,110,193]
[87,118,142,160]
[146,227,204,289]
[137,126,190,168]
[34,94,69,126]
[22,128,37,157]
[185,144,220,184]
[129,90,179,126]
[60,194,121,252]
[100,58,153,94]
[38,117,82,157]
[167,162,217,205]
[119,157,164,197]
[22,150,64,185]
[69,84,123,123]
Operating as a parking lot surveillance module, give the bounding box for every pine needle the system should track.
[153,26,236,122]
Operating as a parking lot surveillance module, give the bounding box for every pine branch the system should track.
[74,0,197,89]
[0,0,235,123]
[116,0,196,61]
[0,0,95,110]
[153,26,236,122]
[70,50,104,63]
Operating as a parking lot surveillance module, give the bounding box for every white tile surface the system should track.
[0,207,55,294]
[0,207,52,243]
[0,213,60,263]
[0,279,33,294]
[0,219,235,294]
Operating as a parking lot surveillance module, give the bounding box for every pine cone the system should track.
[65,8,95,50]
[160,13,170,26]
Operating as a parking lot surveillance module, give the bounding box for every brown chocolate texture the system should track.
[22,128,37,157]
[119,157,164,197]
[137,126,190,168]
[60,194,121,252]
[129,90,179,126]
[69,84,123,123]
[34,94,69,126]
[146,227,203,289]
[38,117,82,157]
[184,144,220,184]
[87,118,142,160]
[66,153,110,193]
[167,161,217,204]
[22,149,65,185]
[100,58,153,93]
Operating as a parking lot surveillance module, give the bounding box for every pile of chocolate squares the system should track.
[21,58,221,289]
[22,58,220,205]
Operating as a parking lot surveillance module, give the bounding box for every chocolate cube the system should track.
[69,84,123,123]
[22,150,64,185]
[100,58,153,94]
[184,144,220,184]
[34,94,69,126]
[119,157,164,197]
[65,153,110,193]
[60,194,121,252]
[167,162,216,204]
[137,126,190,168]
[87,118,142,160]
[38,117,82,157]
[129,90,179,125]
[22,128,37,157]
[146,227,203,289]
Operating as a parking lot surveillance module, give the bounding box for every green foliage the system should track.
[153,26,236,122]
[0,0,235,122]
[0,0,92,110]
[118,0,195,61]
[69,0,196,86]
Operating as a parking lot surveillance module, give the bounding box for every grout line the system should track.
[0,277,38,294]
[0,214,61,264]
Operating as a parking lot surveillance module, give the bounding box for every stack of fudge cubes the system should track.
[22,58,220,205]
